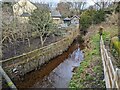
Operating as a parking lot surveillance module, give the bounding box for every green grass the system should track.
[69,34,105,88]
[69,24,118,88]
[102,25,120,67]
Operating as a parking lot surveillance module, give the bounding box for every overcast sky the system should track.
[29,0,95,5]
[0,0,96,8]
[0,0,95,6]
[1,0,119,6]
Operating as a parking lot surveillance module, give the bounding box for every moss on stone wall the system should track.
[1,27,79,79]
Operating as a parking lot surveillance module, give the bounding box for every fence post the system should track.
[101,36,120,89]
[100,36,111,88]
[115,68,120,88]
[0,66,17,90]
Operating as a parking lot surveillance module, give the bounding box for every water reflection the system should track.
[32,48,84,88]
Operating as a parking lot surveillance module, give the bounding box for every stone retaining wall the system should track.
[1,26,79,79]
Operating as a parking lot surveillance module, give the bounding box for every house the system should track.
[63,15,80,27]
[63,17,71,26]
[71,15,80,25]
[13,0,37,23]
[50,10,62,24]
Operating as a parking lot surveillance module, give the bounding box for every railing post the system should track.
[0,66,17,90]
[115,68,120,88]
[100,36,111,88]
[100,36,120,89]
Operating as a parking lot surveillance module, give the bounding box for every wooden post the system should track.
[100,36,111,88]
[115,68,120,88]
[0,66,17,90]
[101,36,120,89]
[99,26,103,36]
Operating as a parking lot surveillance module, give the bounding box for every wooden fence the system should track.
[0,26,79,80]
[100,36,120,89]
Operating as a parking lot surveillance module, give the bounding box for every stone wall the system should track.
[1,26,79,79]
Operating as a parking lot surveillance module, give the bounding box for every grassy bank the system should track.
[69,11,118,88]
[69,33,105,88]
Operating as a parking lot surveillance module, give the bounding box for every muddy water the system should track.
[15,39,84,88]
[32,48,84,88]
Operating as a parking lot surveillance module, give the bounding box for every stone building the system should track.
[13,0,37,23]
[50,10,62,24]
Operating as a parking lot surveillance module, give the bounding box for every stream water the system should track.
[32,48,84,88]
[14,38,84,88]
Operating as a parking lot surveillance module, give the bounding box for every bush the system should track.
[93,10,106,24]
[29,7,56,46]
[80,9,106,34]
[80,10,93,30]
[111,37,120,54]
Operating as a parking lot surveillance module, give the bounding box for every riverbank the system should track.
[69,32,105,88]
[13,37,84,88]
[2,27,79,81]
[69,15,118,88]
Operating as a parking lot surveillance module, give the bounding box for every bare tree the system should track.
[57,2,71,17]
[29,7,56,46]
[92,0,112,10]
[57,1,86,17]
[73,2,86,15]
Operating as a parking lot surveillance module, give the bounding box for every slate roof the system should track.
[63,17,71,21]
[63,15,80,21]
[35,3,49,10]
[51,10,61,17]
[20,12,31,17]
[71,15,80,19]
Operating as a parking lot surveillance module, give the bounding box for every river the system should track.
[14,38,84,88]
[32,48,84,88]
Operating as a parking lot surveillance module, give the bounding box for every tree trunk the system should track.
[40,36,44,47]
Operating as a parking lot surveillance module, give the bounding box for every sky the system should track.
[28,0,95,8]
[29,0,119,5]
[29,0,95,5]
[1,0,119,7]
[0,0,95,6]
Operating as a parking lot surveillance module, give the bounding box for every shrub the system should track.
[80,9,106,34]
[111,37,120,54]
[29,7,56,46]
[93,10,106,24]
[80,10,93,30]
